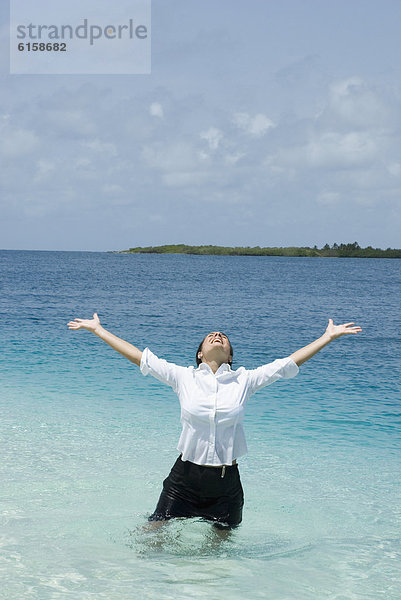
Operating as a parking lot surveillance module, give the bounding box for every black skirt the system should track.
[148,455,244,528]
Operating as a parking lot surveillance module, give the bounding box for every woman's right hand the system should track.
[67,312,101,333]
[67,312,142,365]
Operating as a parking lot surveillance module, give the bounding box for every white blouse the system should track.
[140,348,299,466]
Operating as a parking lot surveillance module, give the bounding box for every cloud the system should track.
[316,191,342,205]
[142,140,198,172]
[200,127,223,150]
[33,159,56,183]
[1,74,401,249]
[45,108,97,137]
[142,140,222,191]
[83,139,117,156]
[224,152,245,165]
[162,170,212,187]
[306,131,377,169]
[319,77,398,131]
[0,125,39,157]
[141,140,216,187]
[274,54,322,87]
[149,102,164,118]
[263,76,401,210]
[233,112,275,137]
[387,162,401,177]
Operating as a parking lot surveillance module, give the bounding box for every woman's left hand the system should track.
[325,318,362,340]
[290,318,362,366]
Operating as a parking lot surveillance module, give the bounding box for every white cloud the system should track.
[233,112,275,137]
[102,183,125,195]
[306,131,377,168]
[266,78,390,175]
[387,162,401,176]
[2,73,400,248]
[101,183,131,205]
[321,77,398,130]
[149,102,164,118]
[224,152,245,165]
[330,77,364,97]
[46,109,96,136]
[162,170,211,187]
[200,127,223,150]
[74,157,92,169]
[261,76,401,213]
[33,159,55,183]
[142,141,198,171]
[0,127,39,157]
[141,140,216,187]
[316,191,342,205]
[83,139,117,156]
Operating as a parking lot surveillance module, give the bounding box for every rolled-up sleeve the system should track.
[140,347,182,392]
[247,356,299,395]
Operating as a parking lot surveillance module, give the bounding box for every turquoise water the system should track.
[1,250,400,599]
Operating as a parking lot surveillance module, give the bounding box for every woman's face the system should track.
[198,331,232,365]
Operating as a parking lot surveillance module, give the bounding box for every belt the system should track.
[179,455,237,478]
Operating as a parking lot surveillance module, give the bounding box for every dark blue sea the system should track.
[1,250,400,599]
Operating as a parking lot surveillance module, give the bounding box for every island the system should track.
[112,242,401,258]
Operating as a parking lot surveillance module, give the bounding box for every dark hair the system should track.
[196,332,234,367]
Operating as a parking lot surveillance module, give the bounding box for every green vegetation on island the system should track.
[115,242,401,258]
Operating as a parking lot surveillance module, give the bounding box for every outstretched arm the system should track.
[67,313,142,366]
[290,319,362,367]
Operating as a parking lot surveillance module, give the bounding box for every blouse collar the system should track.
[197,362,232,376]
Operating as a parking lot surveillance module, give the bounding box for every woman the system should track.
[67,314,361,529]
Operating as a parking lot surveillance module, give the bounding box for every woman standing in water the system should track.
[67,313,361,529]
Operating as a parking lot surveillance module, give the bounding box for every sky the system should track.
[1,0,401,251]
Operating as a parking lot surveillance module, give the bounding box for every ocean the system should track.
[1,249,400,599]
